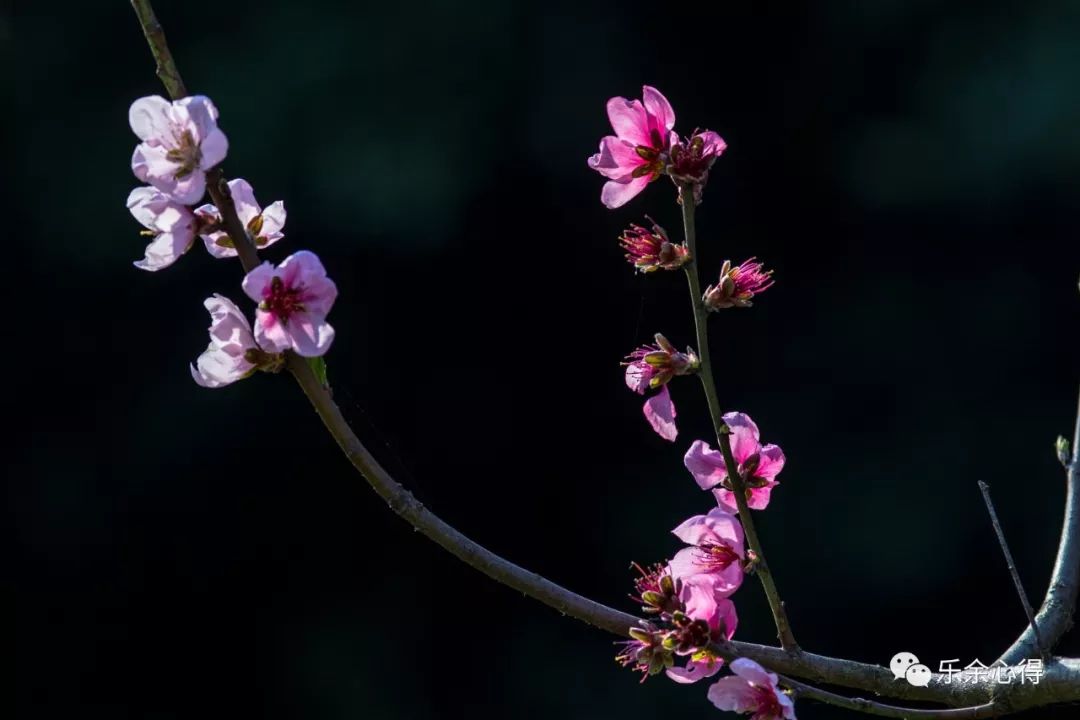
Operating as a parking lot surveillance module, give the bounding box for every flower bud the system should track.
[703,259,774,310]
[619,219,690,273]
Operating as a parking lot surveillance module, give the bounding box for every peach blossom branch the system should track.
[677,183,798,651]
[129,3,1080,716]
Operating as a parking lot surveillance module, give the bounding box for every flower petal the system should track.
[242,262,277,303]
[707,675,759,713]
[723,411,761,464]
[226,178,260,225]
[260,200,287,239]
[284,313,335,357]
[756,444,786,481]
[134,228,194,271]
[601,175,651,209]
[587,136,643,180]
[642,85,676,133]
[666,656,723,684]
[730,657,779,687]
[684,440,727,490]
[128,95,173,142]
[643,385,677,441]
[605,96,650,146]
[199,128,229,169]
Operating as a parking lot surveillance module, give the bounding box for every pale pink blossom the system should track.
[242,251,337,357]
[127,186,197,271]
[190,294,261,388]
[129,95,229,205]
[587,86,677,208]
[707,658,796,720]
[669,508,745,595]
[624,334,698,442]
[665,579,738,684]
[684,412,786,513]
[195,178,286,259]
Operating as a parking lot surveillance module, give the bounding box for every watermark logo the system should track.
[890,652,932,686]
[891,652,1044,686]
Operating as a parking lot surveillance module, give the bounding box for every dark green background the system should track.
[12,1,1080,718]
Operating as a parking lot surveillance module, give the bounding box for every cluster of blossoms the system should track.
[126,95,337,386]
[589,87,774,441]
[617,413,790,718]
[592,88,793,719]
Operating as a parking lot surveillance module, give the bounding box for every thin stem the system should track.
[780,675,1001,720]
[979,480,1047,659]
[998,385,1080,665]
[130,0,187,98]
[678,184,798,652]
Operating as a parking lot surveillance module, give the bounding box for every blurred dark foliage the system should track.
[11,1,1080,718]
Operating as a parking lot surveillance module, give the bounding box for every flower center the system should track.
[750,685,784,720]
[698,542,739,572]
[264,276,305,323]
[165,130,202,180]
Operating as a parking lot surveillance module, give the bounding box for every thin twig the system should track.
[979,480,1047,659]
[130,0,187,98]
[998,386,1080,665]
[678,184,798,651]
[780,675,1001,720]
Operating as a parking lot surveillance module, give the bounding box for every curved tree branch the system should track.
[130,3,1080,716]
[998,386,1080,665]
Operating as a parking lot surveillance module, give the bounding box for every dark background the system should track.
[12,1,1080,718]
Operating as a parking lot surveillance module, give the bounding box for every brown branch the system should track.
[998,386,1080,665]
[129,3,1080,716]
[979,480,1047,659]
[779,675,1001,719]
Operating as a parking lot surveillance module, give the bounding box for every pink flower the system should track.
[669,130,727,203]
[684,412,786,513]
[129,95,229,205]
[190,294,281,388]
[624,334,699,442]
[195,178,286,259]
[242,251,337,357]
[707,658,796,720]
[669,508,745,595]
[665,579,738,684]
[619,219,690,273]
[127,186,198,271]
[703,259,775,310]
[587,86,677,208]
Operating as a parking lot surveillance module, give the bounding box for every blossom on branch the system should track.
[242,251,338,357]
[129,95,228,205]
[669,130,727,204]
[684,413,786,513]
[195,178,286,259]
[703,259,774,310]
[669,508,745,595]
[587,86,677,208]
[619,219,690,273]
[127,186,198,271]
[624,334,699,441]
[665,579,738,684]
[191,294,282,388]
[707,658,796,719]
